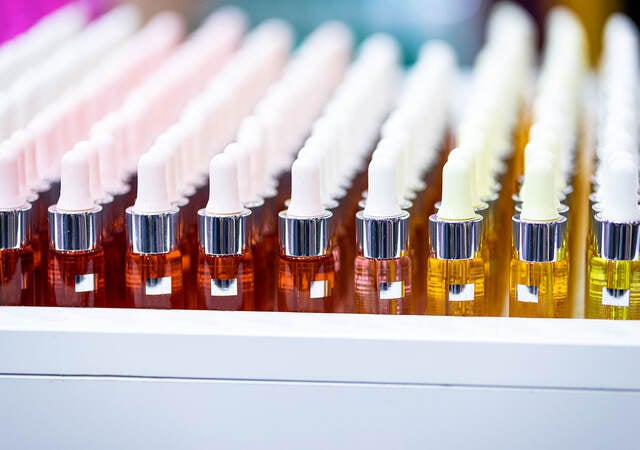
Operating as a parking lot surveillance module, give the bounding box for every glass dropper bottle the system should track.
[277,157,335,313]
[197,152,254,310]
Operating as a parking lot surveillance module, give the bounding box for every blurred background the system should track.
[0,0,637,65]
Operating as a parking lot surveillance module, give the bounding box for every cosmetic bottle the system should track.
[237,116,275,311]
[509,158,569,318]
[198,153,254,310]
[90,125,129,306]
[586,158,640,319]
[278,158,335,313]
[0,150,35,305]
[427,157,485,316]
[125,151,184,309]
[354,157,411,314]
[47,150,105,307]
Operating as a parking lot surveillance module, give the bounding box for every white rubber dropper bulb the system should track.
[520,159,561,222]
[206,153,243,215]
[224,142,253,205]
[57,150,95,212]
[76,141,108,203]
[0,149,26,209]
[363,156,402,218]
[437,156,475,221]
[287,157,325,218]
[600,156,640,222]
[132,151,173,214]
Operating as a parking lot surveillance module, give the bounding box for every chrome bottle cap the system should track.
[49,205,103,252]
[0,205,31,250]
[512,215,567,262]
[126,207,179,255]
[428,214,482,260]
[198,209,251,256]
[356,210,409,259]
[594,215,640,261]
[278,210,332,257]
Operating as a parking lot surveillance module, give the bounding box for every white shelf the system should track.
[0,307,639,449]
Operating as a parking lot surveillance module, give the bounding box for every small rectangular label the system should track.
[602,288,630,307]
[517,284,539,303]
[448,283,474,302]
[310,280,331,299]
[379,281,404,300]
[145,276,172,296]
[211,278,238,297]
[75,274,96,293]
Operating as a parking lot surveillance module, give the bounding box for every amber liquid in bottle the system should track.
[586,257,640,319]
[104,191,129,308]
[0,247,36,306]
[277,254,335,313]
[198,251,254,311]
[354,254,411,314]
[125,249,184,309]
[509,253,569,318]
[47,249,106,307]
[426,255,486,316]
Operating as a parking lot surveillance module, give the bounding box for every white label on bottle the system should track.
[145,276,172,296]
[310,280,330,299]
[602,288,630,307]
[75,274,96,293]
[517,284,539,303]
[211,278,238,296]
[448,283,474,301]
[379,281,404,300]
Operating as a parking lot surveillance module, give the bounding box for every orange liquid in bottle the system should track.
[104,191,129,308]
[198,251,254,310]
[277,254,335,313]
[47,249,106,307]
[0,247,36,306]
[354,254,411,314]
[125,249,184,309]
[253,197,279,311]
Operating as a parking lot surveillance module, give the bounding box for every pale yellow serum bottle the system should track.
[509,158,569,318]
[427,154,486,316]
[586,156,640,319]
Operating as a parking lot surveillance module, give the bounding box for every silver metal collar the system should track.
[0,205,31,249]
[49,205,103,252]
[429,215,482,260]
[356,211,409,259]
[198,209,251,255]
[278,210,332,257]
[593,215,640,260]
[512,215,567,262]
[126,207,179,254]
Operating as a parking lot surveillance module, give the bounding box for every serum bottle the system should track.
[125,151,184,309]
[278,158,335,313]
[509,159,569,318]
[427,157,485,316]
[354,157,411,314]
[586,159,640,319]
[47,150,105,307]
[0,150,35,305]
[198,153,254,310]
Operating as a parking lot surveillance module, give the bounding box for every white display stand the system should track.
[0,307,638,449]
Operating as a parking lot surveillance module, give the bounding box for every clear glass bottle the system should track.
[508,216,569,318]
[354,210,412,315]
[126,249,184,309]
[354,255,411,314]
[0,247,35,306]
[427,215,486,316]
[198,252,254,311]
[277,254,335,313]
[47,249,106,307]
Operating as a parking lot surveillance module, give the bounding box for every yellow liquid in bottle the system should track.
[426,255,486,316]
[585,256,640,319]
[509,255,569,318]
